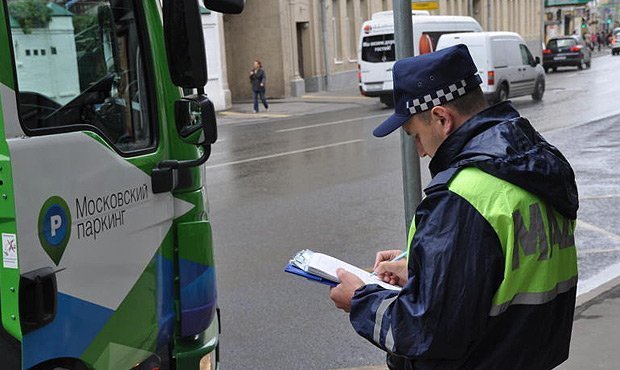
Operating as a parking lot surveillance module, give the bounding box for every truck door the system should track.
[1,1,180,368]
[519,44,538,95]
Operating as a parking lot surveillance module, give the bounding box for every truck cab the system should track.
[0,0,243,369]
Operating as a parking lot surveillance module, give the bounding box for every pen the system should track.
[370,250,408,276]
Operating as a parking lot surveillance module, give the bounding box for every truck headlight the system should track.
[200,351,217,370]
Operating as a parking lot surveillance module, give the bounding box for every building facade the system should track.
[10,3,80,105]
[434,0,544,61]
[543,0,595,42]
[222,0,390,101]
[200,8,232,110]
[222,0,545,100]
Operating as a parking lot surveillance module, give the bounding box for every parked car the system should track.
[436,31,545,103]
[543,35,591,72]
[612,28,620,56]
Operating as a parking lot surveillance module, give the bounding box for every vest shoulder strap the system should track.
[424,167,461,195]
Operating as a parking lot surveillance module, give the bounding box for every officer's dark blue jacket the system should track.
[350,102,579,370]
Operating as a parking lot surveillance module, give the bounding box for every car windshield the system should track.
[548,38,577,48]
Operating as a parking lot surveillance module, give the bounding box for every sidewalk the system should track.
[216,86,380,125]
[559,276,620,369]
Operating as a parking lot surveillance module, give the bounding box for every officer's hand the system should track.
[373,250,403,270]
[374,259,408,287]
[329,269,364,313]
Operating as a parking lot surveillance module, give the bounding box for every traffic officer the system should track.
[329,44,579,370]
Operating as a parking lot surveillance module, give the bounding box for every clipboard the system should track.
[284,263,338,287]
[284,249,401,291]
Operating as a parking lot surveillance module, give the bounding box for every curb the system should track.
[576,274,620,309]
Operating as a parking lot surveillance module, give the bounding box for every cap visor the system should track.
[373,113,411,137]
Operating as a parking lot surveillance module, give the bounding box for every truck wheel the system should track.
[380,95,394,108]
[496,83,508,103]
[30,359,89,370]
[532,78,545,101]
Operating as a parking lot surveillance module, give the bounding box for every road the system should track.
[205,53,620,370]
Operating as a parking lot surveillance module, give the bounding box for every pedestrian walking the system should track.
[329,45,579,370]
[249,59,268,113]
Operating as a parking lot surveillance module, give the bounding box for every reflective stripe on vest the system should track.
[407,167,577,317]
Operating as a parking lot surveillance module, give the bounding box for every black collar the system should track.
[429,101,520,177]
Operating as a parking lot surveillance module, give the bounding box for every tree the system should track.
[8,0,52,34]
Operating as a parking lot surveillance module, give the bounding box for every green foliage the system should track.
[8,0,52,34]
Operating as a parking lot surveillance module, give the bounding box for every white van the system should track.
[357,13,482,107]
[436,32,545,103]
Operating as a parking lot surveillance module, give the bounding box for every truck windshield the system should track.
[7,0,152,152]
[361,34,395,63]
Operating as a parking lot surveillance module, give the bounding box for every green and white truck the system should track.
[0,0,243,368]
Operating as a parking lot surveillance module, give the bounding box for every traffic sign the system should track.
[412,0,439,11]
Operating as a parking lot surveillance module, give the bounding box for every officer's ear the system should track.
[430,106,455,136]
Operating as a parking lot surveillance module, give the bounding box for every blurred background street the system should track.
[208,51,620,369]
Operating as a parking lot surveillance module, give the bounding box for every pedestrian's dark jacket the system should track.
[350,101,579,370]
[250,68,266,92]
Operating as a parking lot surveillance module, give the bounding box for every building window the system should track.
[41,49,46,56]
[332,0,342,62]
[33,49,38,56]
[25,49,31,56]
[51,47,57,55]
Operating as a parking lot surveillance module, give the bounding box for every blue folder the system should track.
[284,263,338,287]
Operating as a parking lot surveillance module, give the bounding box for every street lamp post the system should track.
[393,0,422,236]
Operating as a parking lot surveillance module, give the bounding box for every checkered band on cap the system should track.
[406,75,482,115]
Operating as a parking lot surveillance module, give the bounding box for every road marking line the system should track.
[577,220,620,244]
[329,366,387,370]
[205,139,364,169]
[578,247,620,255]
[219,111,291,118]
[276,113,390,133]
[580,194,620,200]
[301,95,371,101]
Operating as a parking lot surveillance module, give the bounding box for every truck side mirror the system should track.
[152,94,216,194]
[175,94,217,146]
[203,0,245,14]
[162,0,208,88]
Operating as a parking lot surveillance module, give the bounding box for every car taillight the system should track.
[488,71,495,86]
[357,64,362,81]
[543,49,551,54]
[570,45,583,52]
